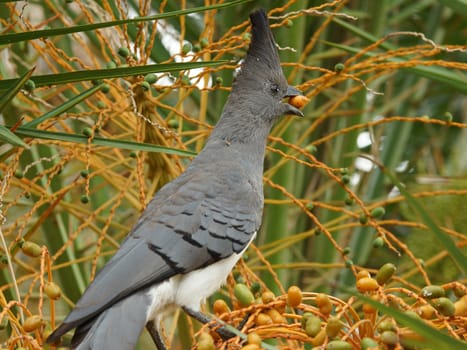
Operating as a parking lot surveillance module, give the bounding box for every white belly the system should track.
[145,234,255,324]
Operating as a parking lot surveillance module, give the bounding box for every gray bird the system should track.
[47,8,303,350]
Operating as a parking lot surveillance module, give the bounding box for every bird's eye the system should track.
[270,83,280,95]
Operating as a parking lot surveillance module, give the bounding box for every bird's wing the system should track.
[60,165,262,328]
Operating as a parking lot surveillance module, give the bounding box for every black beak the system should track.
[283,85,304,117]
[285,85,302,98]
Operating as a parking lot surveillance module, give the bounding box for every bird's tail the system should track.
[69,292,151,350]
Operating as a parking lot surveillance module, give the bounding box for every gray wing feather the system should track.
[53,165,261,333]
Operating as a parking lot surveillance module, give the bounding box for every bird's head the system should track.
[231,9,304,121]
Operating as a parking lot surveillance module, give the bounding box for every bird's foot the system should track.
[182,306,240,341]
[146,320,168,350]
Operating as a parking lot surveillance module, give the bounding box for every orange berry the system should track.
[288,95,310,109]
[213,299,230,315]
[287,285,302,307]
[356,270,371,280]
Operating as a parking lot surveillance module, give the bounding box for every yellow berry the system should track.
[247,332,262,345]
[356,277,379,292]
[267,308,285,323]
[256,313,273,326]
[23,315,43,332]
[261,291,275,304]
[356,270,371,280]
[44,282,61,300]
[21,241,42,258]
[316,293,332,314]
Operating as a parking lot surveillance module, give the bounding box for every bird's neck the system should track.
[196,107,273,183]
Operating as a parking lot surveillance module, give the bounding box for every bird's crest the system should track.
[246,9,281,72]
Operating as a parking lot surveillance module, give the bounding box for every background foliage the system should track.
[0,0,466,349]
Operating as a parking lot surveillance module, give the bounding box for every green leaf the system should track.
[0,67,35,147]
[0,61,226,92]
[356,294,466,350]
[0,125,27,148]
[382,167,467,274]
[23,83,104,128]
[0,67,35,112]
[0,0,250,45]
[12,127,196,157]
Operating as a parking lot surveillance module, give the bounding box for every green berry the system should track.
[373,236,384,248]
[215,76,223,85]
[80,170,89,178]
[343,247,351,256]
[200,37,209,48]
[167,119,179,129]
[359,214,368,225]
[14,169,24,179]
[375,263,397,285]
[106,61,117,69]
[181,75,191,85]
[144,73,157,84]
[242,33,251,41]
[305,144,317,154]
[433,297,455,316]
[181,42,192,55]
[285,19,293,28]
[344,196,354,206]
[80,195,89,204]
[193,44,201,52]
[371,206,386,218]
[129,151,137,158]
[24,79,35,92]
[100,83,110,93]
[305,315,322,337]
[421,285,445,299]
[380,331,398,346]
[345,259,353,268]
[443,112,453,122]
[361,337,378,350]
[234,283,255,307]
[250,281,261,295]
[306,202,314,210]
[118,47,130,58]
[82,127,93,137]
[326,340,352,350]
[0,255,8,266]
[141,81,151,91]
[341,174,350,184]
[96,100,106,109]
[334,63,345,72]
